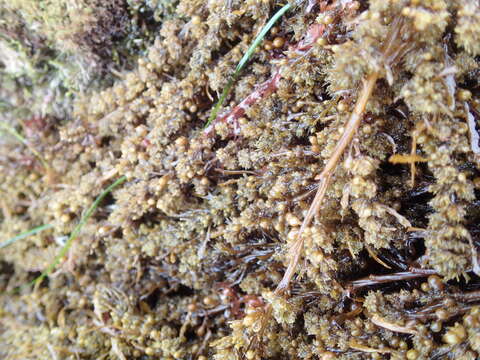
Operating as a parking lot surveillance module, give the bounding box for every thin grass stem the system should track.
[0,224,53,249]
[205,3,291,127]
[32,175,127,286]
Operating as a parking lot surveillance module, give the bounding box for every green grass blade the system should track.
[205,77,235,128]
[32,175,127,286]
[235,3,291,73]
[205,3,291,127]
[0,224,53,249]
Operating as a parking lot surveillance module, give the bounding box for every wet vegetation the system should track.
[1,0,480,359]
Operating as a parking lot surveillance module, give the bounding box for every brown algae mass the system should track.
[1,0,480,359]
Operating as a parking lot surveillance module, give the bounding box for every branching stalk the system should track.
[274,16,412,295]
[275,72,379,294]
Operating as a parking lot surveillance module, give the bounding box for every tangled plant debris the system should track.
[1,0,480,359]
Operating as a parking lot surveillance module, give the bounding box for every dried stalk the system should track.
[349,268,437,291]
[275,71,379,294]
[275,16,412,295]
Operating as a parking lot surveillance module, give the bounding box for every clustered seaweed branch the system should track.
[2,1,480,359]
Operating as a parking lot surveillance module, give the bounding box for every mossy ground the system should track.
[1,1,480,359]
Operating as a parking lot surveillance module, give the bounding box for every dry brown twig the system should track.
[349,268,437,291]
[275,16,414,296]
[369,314,418,335]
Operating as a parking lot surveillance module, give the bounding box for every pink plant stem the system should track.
[204,71,281,136]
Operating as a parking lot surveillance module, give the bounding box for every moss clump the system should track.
[1,0,480,359]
